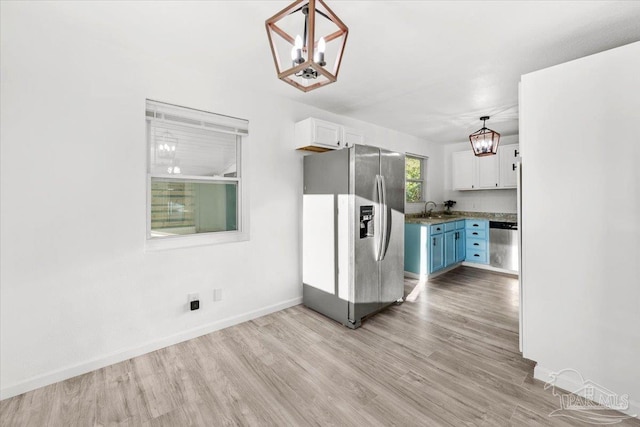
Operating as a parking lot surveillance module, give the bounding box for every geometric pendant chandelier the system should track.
[266,0,348,92]
[469,116,501,156]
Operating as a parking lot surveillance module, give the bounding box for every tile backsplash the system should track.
[446,189,517,214]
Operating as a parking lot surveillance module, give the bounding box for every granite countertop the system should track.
[405,211,517,225]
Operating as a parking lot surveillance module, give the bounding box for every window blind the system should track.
[146,99,249,136]
[148,120,238,177]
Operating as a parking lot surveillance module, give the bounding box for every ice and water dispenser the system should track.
[359,205,374,239]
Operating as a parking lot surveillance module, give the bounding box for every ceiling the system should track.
[263,1,640,143]
[46,1,640,144]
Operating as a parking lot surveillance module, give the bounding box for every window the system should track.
[146,100,248,249]
[405,155,426,203]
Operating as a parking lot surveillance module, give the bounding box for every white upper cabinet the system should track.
[295,118,364,152]
[499,144,520,188]
[452,144,519,190]
[452,151,476,190]
[477,155,499,189]
[313,119,342,148]
[343,126,365,147]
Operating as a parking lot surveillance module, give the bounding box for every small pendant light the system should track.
[265,0,348,92]
[469,116,500,156]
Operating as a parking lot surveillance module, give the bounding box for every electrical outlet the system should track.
[188,293,200,311]
[213,288,222,302]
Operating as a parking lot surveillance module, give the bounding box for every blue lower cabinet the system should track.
[465,219,489,264]
[466,219,488,231]
[455,229,466,263]
[405,220,472,277]
[466,249,488,264]
[444,231,456,267]
[430,233,444,273]
[404,223,427,275]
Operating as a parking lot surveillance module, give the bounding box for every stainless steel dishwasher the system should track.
[489,221,519,273]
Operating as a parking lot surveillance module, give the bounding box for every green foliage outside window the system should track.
[405,156,424,203]
[406,182,423,203]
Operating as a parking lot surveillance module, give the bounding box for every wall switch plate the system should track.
[213,289,222,302]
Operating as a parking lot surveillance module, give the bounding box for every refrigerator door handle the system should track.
[379,175,389,261]
[375,175,384,261]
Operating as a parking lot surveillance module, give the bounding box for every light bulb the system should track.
[318,37,326,53]
[315,37,326,66]
[174,166,181,174]
[291,35,304,65]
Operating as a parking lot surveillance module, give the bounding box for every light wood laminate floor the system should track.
[2,266,638,426]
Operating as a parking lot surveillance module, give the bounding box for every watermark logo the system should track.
[544,369,635,424]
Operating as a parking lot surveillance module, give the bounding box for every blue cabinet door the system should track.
[455,230,466,262]
[429,234,444,273]
[444,231,456,267]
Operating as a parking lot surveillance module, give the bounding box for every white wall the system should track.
[521,42,640,416]
[0,2,442,398]
[442,136,518,213]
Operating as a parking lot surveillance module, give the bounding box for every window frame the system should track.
[145,100,249,251]
[405,154,427,204]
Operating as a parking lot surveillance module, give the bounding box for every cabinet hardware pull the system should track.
[433,238,436,247]
[473,232,478,235]
[474,243,479,246]
[337,141,341,146]
[474,254,480,257]
[512,163,517,171]
[496,183,498,187]
[515,149,519,157]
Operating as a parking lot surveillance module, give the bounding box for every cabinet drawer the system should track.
[465,219,488,231]
[455,220,465,230]
[467,229,487,239]
[430,224,444,235]
[466,249,488,264]
[444,222,457,232]
[466,238,487,251]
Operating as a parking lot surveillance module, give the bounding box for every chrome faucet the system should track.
[424,201,437,217]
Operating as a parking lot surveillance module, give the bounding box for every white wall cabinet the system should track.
[499,144,520,188]
[477,155,499,189]
[452,151,476,190]
[343,126,365,147]
[452,144,519,190]
[295,118,364,152]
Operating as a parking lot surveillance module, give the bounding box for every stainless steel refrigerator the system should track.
[302,144,405,328]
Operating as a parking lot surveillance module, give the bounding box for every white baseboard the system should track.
[461,261,519,277]
[0,296,303,400]
[403,271,425,280]
[534,365,639,419]
[404,262,484,281]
